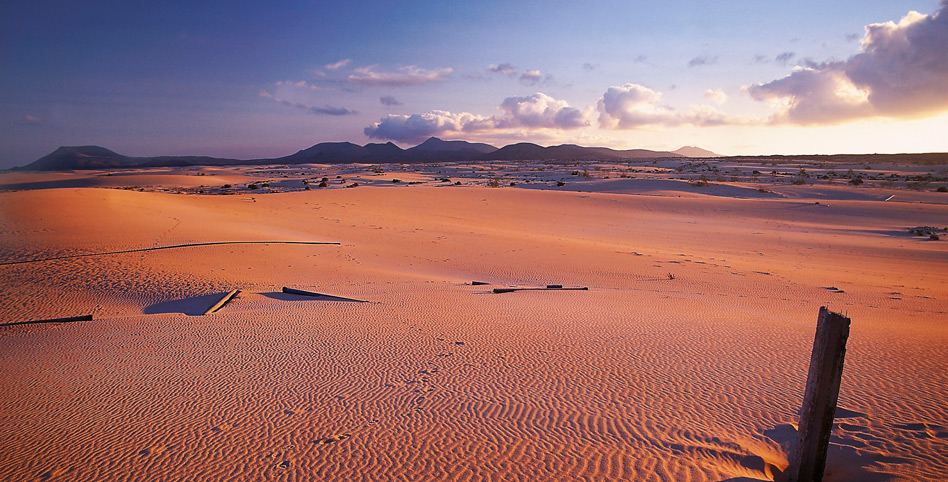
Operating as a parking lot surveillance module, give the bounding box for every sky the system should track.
[1,0,947,168]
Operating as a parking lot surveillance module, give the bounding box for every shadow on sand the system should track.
[718,407,902,482]
[144,293,233,316]
[260,292,366,303]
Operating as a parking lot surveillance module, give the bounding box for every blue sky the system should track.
[1,0,946,168]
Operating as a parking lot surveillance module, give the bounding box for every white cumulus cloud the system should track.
[364,93,587,142]
[598,84,736,129]
[747,3,948,124]
[598,84,678,128]
[364,111,492,143]
[498,93,589,129]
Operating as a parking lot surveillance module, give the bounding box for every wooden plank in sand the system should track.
[492,286,588,294]
[787,307,851,482]
[1,314,93,327]
[204,289,240,315]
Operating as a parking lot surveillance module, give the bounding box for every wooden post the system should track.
[204,289,240,315]
[787,307,851,482]
[1,314,93,327]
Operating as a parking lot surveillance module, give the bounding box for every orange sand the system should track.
[1,161,946,481]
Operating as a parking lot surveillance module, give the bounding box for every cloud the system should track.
[497,93,589,129]
[597,83,733,129]
[582,62,598,72]
[325,59,352,70]
[346,65,452,87]
[688,55,718,67]
[259,90,356,116]
[633,55,648,63]
[747,4,948,124]
[775,52,796,64]
[704,89,727,105]
[364,93,587,143]
[23,114,43,125]
[364,110,492,143]
[598,84,678,128]
[487,63,517,76]
[275,80,328,91]
[520,69,543,85]
[380,95,403,106]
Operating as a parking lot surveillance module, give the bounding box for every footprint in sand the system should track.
[315,434,351,445]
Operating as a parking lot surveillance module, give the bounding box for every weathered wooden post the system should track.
[204,289,240,315]
[786,306,851,482]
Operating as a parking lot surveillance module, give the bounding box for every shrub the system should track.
[849,178,863,186]
[931,234,940,240]
[318,181,328,188]
[222,184,232,189]
[937,186,947,193]
[556,181,566,187]
[248,183,259,190]
[667,273,675,280]
[392,179,402,183]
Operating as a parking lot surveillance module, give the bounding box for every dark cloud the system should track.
[582,62,598,72]
[775,52,796,64]
[380,95,403,106]
[487,63,517,76]
[260,91,357,116]
[687,55,718,67]
[748,4,948,123]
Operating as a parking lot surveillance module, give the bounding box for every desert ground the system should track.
[1,158,946,481]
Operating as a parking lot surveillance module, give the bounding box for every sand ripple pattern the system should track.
[2,283,947,481]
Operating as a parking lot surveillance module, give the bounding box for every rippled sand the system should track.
[1,162,947,481]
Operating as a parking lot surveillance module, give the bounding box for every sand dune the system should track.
[1,160,946,481]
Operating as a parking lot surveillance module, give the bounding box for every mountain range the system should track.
[14,138,719,171]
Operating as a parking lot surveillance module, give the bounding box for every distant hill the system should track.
[674,146,719,157]
[24,146,138,170]
[408,137,497,154]
[15,146,242,171]
[487,143,685,161]
[15,138,721,171]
